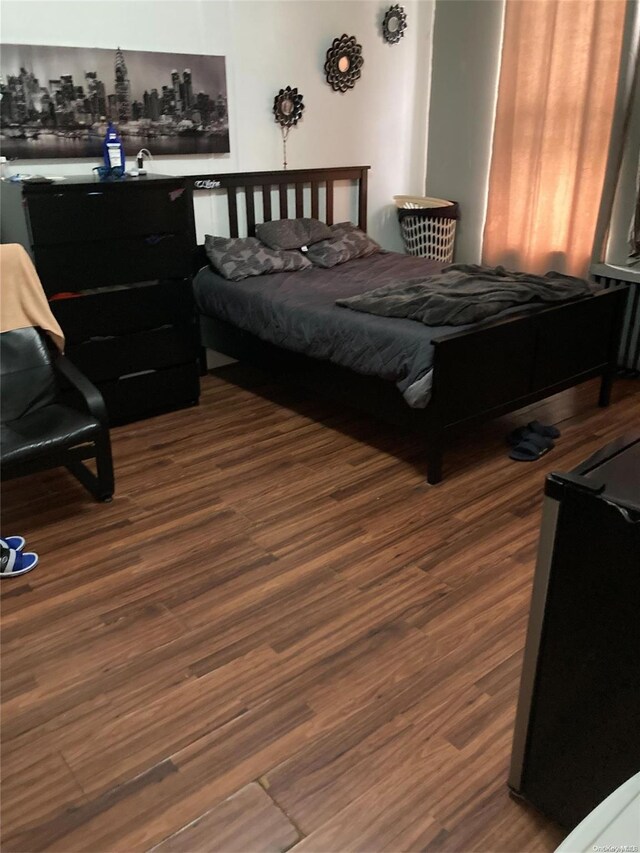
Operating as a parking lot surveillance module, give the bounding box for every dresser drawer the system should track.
[27,183,190,245]
[67,324,198,383]
[36,232,193,293]
[100,362,200,424]
[50,280,195,342]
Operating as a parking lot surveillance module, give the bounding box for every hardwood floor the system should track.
[1,366,638,853]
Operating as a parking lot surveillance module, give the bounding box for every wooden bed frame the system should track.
[188,166,628,484]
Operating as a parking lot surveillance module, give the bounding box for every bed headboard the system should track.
[186,165,370,238]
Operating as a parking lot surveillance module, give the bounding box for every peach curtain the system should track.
[483,0,627,277]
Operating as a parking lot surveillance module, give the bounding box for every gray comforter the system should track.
[337,264,592,326]
[195,253,448,407]
[193,254,575,409]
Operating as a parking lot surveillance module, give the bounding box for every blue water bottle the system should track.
[103,122,125,175]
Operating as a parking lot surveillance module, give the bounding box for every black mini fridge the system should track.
[509,433,640,829]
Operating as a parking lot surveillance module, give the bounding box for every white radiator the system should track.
[591,264,640,376]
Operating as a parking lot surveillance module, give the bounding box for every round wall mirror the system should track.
[325,35,364,92]
[273,86,305,127]
[382,5,407,44]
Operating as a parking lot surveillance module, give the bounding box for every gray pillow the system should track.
[255,217,332,251]
[305,222,381,269]
[204,235,311,281]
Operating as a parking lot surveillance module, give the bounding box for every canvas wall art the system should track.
[0,44,229,159]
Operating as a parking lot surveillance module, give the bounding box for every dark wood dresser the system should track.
[1,174,200,424]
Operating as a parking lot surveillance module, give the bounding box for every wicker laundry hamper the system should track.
[394,196,459,263]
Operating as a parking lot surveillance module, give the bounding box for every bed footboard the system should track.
[199,289,627,486]
[423,287,628,483]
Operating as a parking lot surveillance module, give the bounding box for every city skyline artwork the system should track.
[0,44,229,159]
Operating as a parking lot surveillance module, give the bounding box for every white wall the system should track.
[425,0,504,264]
[1,0,435,251]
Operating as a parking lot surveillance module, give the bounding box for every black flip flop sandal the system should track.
[508,420,561,447]
[509,432,555,462]
[528,420,561,439]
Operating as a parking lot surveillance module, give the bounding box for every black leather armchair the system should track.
[1,327,114,501]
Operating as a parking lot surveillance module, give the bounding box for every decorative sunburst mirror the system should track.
[273,86,305,169]
[324,34,364,92]
[382,5,407,44]
[273,86,305,128]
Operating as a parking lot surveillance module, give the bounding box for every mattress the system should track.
[194,251,467,408]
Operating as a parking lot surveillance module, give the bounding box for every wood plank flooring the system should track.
[2,365,638,852]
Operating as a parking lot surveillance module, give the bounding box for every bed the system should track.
[189,165,627,484]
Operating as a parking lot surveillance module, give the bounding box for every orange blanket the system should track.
[0,243,65,352]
